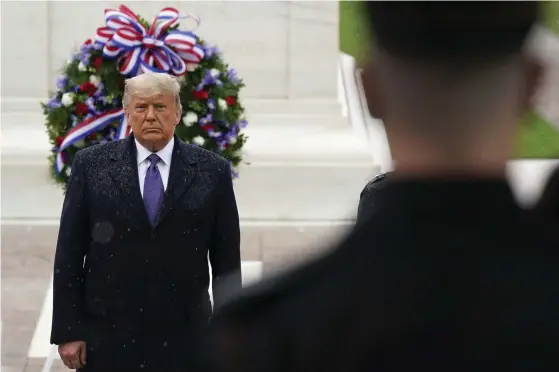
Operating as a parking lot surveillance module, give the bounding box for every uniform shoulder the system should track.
[363,172,390,191]
[359,172,391,202]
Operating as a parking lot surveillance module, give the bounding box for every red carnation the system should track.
[92,56,103,70]
[79,82,97,96]
[84,39,92,45]
[75,103,89,116]
[225,96,237,106]
[193,90,209,100]
[55,136,64,147]
[202,124,215,132]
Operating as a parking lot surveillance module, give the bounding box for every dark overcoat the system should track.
[51,135,241,372]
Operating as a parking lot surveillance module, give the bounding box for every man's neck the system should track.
[388,129,511,180]
[393,165,507,181]
[391,144,509,179]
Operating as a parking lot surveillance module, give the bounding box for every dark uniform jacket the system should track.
[51,134,241,372]
[356,172,391,224]
[210,177,559,372]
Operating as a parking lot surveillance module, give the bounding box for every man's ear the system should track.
[360,62,384,120]
[521,56,544,114]
[175,110,181,126]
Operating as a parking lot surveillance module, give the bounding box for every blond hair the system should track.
[122,72,182,114]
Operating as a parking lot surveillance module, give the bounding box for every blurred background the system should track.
[1,2,558,372]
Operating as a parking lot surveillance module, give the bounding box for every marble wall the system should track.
[0,1,340,113]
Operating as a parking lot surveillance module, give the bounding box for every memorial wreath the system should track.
[42,5,248,188]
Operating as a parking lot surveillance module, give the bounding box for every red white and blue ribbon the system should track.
[55,109,127,174]
[95,5,205,76]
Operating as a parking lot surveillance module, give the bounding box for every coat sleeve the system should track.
[209,163,242,310]
[50,152,90,344]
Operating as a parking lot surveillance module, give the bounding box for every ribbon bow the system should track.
[95,5,205,76]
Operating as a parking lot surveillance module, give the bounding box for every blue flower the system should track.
[94,83,105,97]
[56,76,67,90]
[204,45,220,59]
[46,97,62,110]
[226,68,240,84]
[200,113,213,126]
[202,71,215,86]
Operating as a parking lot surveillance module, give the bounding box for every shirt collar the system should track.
[135,137,174,166]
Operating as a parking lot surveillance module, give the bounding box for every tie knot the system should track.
[147,154,160,166]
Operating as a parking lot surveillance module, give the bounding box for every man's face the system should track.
[125,92,180,151]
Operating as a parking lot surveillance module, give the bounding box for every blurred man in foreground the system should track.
[209,2,559,371]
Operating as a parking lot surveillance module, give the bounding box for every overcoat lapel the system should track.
[108,135,151,230]
[154,136,198,227]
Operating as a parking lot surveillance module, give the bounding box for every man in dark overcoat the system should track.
[51,72,241,372]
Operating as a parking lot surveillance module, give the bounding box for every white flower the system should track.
[239,113,247,121]
[89,75,101,86]
[182,112,198,127]
[192,136,205,146]
[61,93,75,107]
[65,167,72,177]
[186,63,198,72]
[228,137,237,145]
[218,98,227,110]
[78,62,88,71]
[210,68,220,78]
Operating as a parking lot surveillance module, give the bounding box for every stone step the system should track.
[243,98,343,117]
[241,121,374,164]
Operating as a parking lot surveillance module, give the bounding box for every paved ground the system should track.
[1,221,349,372]
[2,226,58,372]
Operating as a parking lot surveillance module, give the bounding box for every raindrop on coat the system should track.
[91,221,114,244]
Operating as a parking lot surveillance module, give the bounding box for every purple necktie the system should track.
[143,154,164,226]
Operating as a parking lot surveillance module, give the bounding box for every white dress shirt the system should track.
[135,139,174,197]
